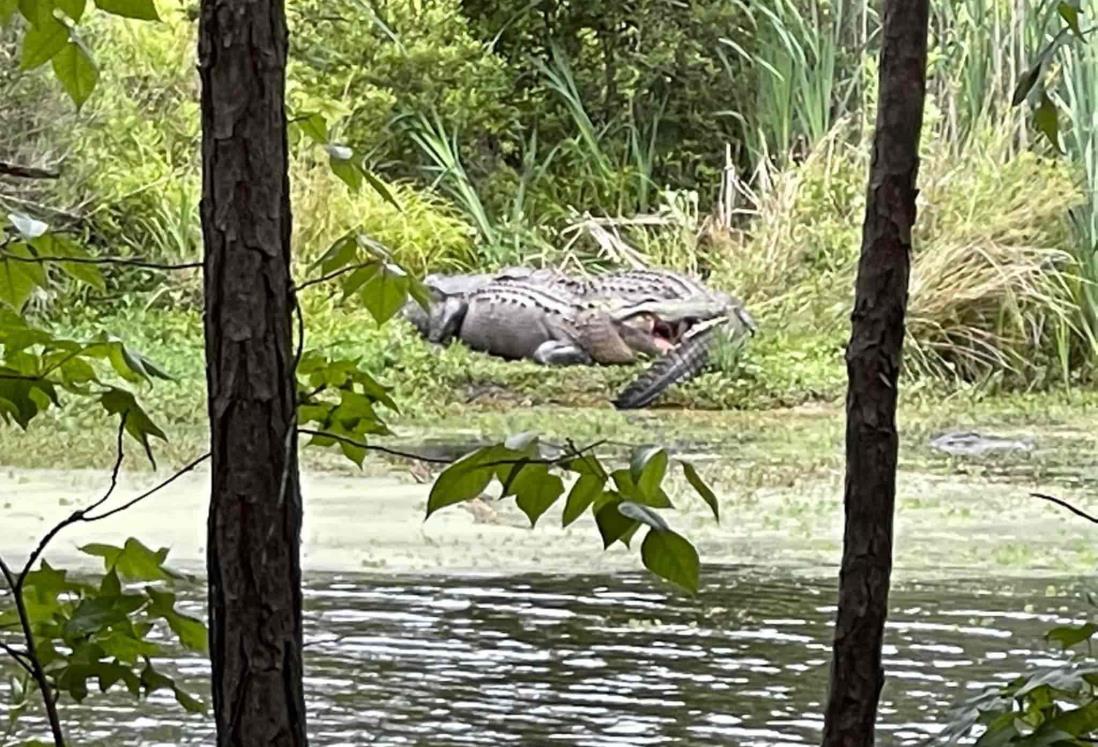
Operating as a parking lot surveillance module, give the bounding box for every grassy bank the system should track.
[2,298,1094,473]
[3,1,1097,472]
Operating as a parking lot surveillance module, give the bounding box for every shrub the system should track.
[289,158,477,276]
[288,0,520,173]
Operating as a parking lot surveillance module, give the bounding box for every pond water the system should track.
[5,567,1093,746]
[2,404,1096,744]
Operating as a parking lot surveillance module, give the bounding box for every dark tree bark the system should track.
[198,1,306,744]
[822,1,929,745]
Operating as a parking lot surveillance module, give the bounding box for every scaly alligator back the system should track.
[587,269,717,303]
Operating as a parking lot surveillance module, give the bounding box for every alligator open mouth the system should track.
[650,317,698,353]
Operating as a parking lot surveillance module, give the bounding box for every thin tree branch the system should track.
[2,421,215,747]
[0,557,64,745]
[83,453,211,523]
[0,250,201,272]
[0,194,83,225]
[0,641,33,674]
[0,161,61,180]
[297,428,607,469]
[16,417,127,587]
[1032,492,1098,524]
[293,261,378,292]
[297,428,455,464]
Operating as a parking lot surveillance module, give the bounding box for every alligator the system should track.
[403,266,747,341]
[456,280,731,366]
[401,265,756,405]
[403,266,580,344]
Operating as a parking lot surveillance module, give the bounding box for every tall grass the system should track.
[1058,30,1098,353]
[729,0,863,164]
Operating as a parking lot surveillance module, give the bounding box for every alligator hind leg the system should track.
[533,341,593,366]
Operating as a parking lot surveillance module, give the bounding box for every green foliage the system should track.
[5,0,160,108]
[297,351,400,467]
[0,220,170,459]
[307,230,429,324]
[288,0,519,170]
[736,0,855,164]
[943,612,1098,745]
[1,545,206,717]
[710,120,1089,387]
[424,439,717,593]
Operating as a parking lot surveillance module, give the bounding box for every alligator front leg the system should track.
[532,341,593,366]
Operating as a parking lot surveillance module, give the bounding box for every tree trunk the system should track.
[821,1,928,745]
[198,1,306,745]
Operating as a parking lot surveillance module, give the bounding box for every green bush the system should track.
[288,0,520,173]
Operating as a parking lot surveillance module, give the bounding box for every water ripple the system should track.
[1,569,1091,745]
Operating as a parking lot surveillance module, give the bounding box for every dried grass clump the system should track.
[906,134,1087,381]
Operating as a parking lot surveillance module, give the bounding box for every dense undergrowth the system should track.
[1,0,1097,458]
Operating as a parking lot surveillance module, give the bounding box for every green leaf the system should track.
[93,628,160,664]
[1058,1,1083,38]
[1034,92,1062,154]
[562,474,604,527]
[566,451,608,480]
[358,262,410,325]
[99,388,168,466]
[1012,64,1041,107]
[0,243,47,311]
[327,144,362,191]
[296,112,328,144]
[630,446,668,501]
[595,500,639,549]
[1045,699,1098,734]
[93,0,158,19]
[145,587,208,654]
[140,661,206,714]
[641,530,700,594]
[362,168,401,210]
[426,446,505,518]
[681,461,719,522]
[0,375,55,427]
[21,561,84,619]
[8,211,49,239]
[513,466,564,527]
[30,233,105,290]
[80,538,178,582]
[0,0,17,26]
[21,14,69,70]
[312,233,358,274]
[172,685,206,714]
[51,40,98,108]
[618,501,670,532]
[64,592,146,637]
[84,339,173,383]
[18,0,55,26]
[55,0,83,20]
[611,468,672,508]
[1046,622,1098,650]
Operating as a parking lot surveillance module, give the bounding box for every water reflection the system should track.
[3,568,1091,745]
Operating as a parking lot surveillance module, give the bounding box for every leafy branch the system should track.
[1012,3,1095,152]
[0,249,202,272]
[0,418,212,745]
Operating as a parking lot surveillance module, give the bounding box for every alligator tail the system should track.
[613,324,720,409]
